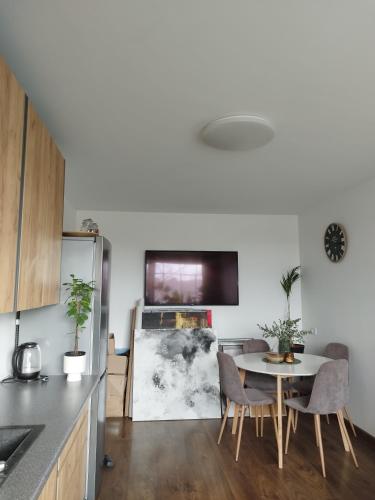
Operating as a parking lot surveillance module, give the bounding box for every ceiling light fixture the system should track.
[200,115,274,151]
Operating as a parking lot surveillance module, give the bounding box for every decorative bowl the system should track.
[265,352,285,363]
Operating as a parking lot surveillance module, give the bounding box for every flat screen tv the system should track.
[144,250,239,306]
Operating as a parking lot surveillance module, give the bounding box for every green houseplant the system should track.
[280,266,300,320]
[63,274,95,382]
[257,318,312,354]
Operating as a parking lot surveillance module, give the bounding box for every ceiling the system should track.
[1,1,375,214]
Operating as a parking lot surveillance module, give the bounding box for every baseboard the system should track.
[352,422,375,442]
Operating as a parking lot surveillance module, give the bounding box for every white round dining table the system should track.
[233,352,331,469]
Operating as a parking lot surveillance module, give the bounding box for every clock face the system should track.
[324,223,346,262]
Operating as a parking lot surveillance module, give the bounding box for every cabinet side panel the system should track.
[0,57,24,313]
[17,102,65,310]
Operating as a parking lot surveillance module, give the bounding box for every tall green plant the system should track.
[280,266,300,319]
[63,274,95,355]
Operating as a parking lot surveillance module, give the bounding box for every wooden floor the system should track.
[98,414,375,500]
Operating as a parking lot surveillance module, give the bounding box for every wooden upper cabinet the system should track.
[0,57,25,313]
[0,58,65,312]
[17,102,65,310]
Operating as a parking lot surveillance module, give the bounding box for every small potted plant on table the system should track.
[63,274,95,382]
[257,318,312,354]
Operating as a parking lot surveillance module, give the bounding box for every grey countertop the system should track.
[0,375,99,500]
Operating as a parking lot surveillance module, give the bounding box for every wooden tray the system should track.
[262,357,301,365]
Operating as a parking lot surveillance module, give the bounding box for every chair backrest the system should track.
[307,359,349,414]
[217,352,249,405]
[243,338,270,354]
[323,342,349,361]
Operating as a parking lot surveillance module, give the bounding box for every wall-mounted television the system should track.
[144,250,239,306]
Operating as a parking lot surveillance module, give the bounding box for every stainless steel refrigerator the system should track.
[19,235,111,499]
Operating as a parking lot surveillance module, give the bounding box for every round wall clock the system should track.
[324,223,347,262]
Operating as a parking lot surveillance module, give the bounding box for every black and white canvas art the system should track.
[132,328,221,421]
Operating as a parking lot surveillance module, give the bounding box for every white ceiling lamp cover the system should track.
[201,115,274,151]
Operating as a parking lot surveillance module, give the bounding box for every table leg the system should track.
[277,375,283,468]
[232,369,246,435]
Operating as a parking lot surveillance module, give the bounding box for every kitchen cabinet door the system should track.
[57,407,88,500]
[17,101,65,310]
[38,463,57,500]
[0,57,25,313]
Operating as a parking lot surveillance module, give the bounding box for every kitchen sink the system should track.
[0,425,44,486]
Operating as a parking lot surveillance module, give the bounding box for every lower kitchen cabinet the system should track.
[38,405,88,500]
[38,463,57,500]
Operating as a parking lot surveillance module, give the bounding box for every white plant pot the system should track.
[63,351,86,382]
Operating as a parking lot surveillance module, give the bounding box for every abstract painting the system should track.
[132,328,221,421]
[141,310,212,330]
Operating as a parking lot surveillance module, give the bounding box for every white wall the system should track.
[77,210,301,349]
[299,177,375,437]
[63,197,77,231]
[0,314,15,379]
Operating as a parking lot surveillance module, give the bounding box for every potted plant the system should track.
[280,266,300,320]
[63,274,95,382]
[257,318,312,354]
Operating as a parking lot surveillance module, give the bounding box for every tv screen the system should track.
[144,250,239,306]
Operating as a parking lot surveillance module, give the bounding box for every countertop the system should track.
[0,375,99,500]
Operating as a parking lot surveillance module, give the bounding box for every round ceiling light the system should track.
[200,115,274,151]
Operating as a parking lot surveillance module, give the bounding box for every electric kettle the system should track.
[12,342,41,380]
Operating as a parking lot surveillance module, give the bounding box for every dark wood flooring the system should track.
[98,414,375,500]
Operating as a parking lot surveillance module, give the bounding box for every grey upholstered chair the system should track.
[243,339,292,391]
[284,359,358,477]
[217,352,277,461]
[324,342,349,360]
[243,339,276,391]
[322,343,357,434]
[242,339,276,435]
[292,342,356,435]
[243,338,294,434]
[243,338,270,353]
[293,342,350,394]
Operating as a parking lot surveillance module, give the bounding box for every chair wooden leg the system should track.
[293,410,299,433]
[315,414,326,478]
[218,398,231,444]
[338,410,359,468]
[260,406,264,437]
[232,404,239,435]
[255,406,259,437]
[314,417,319,447]
[285,408,293,454]
[235,405,245,462]
[344,407,357,437]
[337,412,350,452]
[291,405,298,433]
[232,368,246,436]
